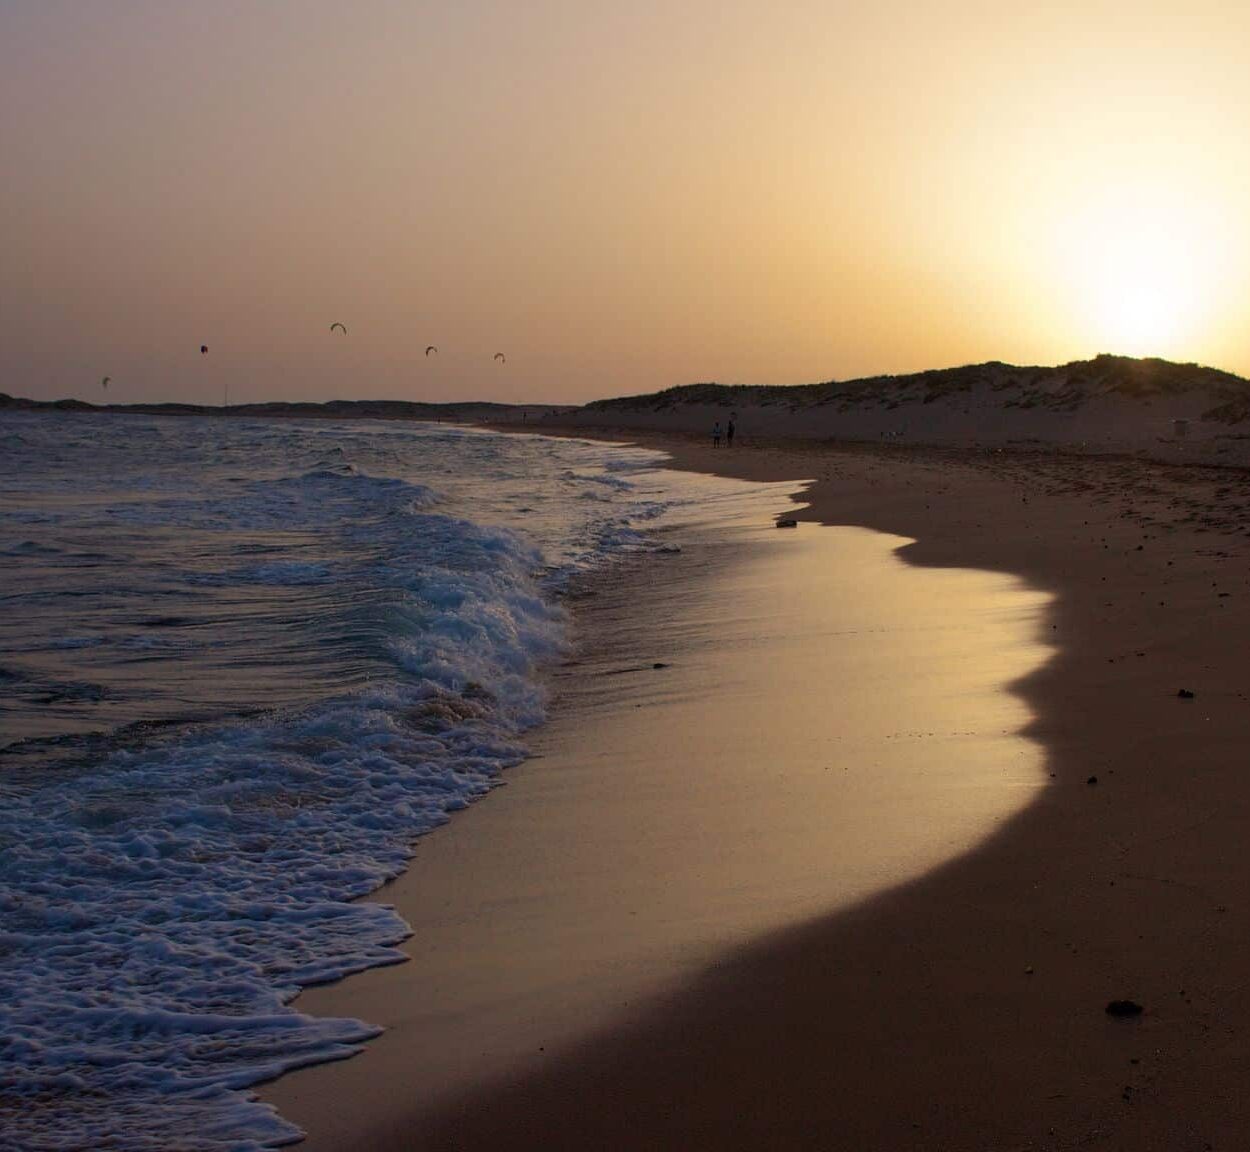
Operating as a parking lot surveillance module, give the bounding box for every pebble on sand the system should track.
[1106,1000,1144,1017]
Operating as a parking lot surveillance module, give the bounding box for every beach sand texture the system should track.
[264,489,1048,1146]
[265,432,1250,1150]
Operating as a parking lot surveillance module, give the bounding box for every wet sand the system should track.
[265,434,1250,1150]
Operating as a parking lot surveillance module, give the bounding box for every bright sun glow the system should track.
[1055,184,1230,358]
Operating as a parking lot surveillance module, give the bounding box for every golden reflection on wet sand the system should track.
[262,514,1053,1148]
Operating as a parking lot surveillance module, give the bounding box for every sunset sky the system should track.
[4,1,1249,405]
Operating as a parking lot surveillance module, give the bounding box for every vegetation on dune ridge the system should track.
[586,355,1250,420]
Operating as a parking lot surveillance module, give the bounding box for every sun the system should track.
[1054,183,1227,359]
[1090,254,1188,354]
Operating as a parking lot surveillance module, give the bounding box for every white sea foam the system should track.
[0,514,563,1149]
[0,413,781,1149]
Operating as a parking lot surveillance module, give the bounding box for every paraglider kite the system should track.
[200,345,208,355]
[493,352,506,363]
[425,345,438,356]
[330,322,347,335]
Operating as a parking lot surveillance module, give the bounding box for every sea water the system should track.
[0,413,780,1150]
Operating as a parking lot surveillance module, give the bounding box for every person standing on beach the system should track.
[712,421,721,448]
[727,417,736,448]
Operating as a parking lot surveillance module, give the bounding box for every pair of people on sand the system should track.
[712,418,735,448]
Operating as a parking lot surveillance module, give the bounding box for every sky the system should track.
[3,0,1250,406]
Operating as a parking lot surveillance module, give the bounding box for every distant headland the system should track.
[0,394,570,424]
[5,355,1250,461]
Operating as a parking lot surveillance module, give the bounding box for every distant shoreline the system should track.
[8,352,1249,464]
[7,352,1249,421]
[0,392,568,424]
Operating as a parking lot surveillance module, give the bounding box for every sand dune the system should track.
[10,355,1250,468]
[549,355,1250,466]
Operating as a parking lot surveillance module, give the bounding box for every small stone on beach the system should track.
[776,517,798,528]
[1106,1000,1144,1017]
[1177,689,1195,699]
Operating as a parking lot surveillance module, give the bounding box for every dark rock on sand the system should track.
[1177,689,1195,699]
[1106,1000,1144,1017]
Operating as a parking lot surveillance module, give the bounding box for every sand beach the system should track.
[260,424,1250,1150]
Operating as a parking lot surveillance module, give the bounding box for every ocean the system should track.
[0,413,777,1151]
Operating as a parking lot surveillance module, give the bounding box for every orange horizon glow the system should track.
[3,1,1249,406]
